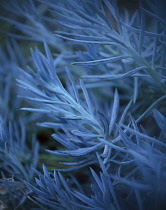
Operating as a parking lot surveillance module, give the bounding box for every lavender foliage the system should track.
[0,0,166,209]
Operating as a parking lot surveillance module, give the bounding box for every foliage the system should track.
[0,0,166,209]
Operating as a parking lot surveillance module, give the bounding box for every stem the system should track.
[127,45,161,85]
[63,91,104,134]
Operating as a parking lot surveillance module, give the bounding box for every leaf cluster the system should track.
[0,0,166,209]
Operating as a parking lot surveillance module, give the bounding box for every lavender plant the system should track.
[1,0,166,209]
[0,40,39,209]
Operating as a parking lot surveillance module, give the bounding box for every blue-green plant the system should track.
[1,0,166,209]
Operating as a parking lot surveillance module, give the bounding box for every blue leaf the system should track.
[63,143,102,156]
[109,89,119,135]
[72,56,128,66]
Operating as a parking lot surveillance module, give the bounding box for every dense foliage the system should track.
[0,0,166,209]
